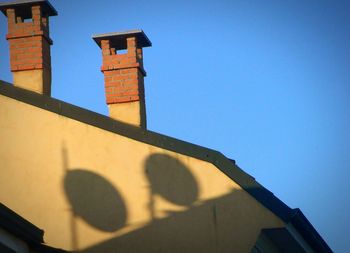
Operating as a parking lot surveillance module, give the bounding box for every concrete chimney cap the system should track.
[92,29,152,50]
[0,0,57,18]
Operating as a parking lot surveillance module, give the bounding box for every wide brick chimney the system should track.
[0,0,57,95]
[93,30,152,129]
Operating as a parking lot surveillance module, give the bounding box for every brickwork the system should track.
[6,5,52,73]
[101,37,146,104]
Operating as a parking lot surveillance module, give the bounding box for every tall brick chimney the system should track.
[93,30,152,129]
[0,0,57,95]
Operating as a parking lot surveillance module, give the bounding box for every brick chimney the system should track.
[93,30,152,129]
[0,0,57,95]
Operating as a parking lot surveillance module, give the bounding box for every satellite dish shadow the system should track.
[64,169,127,232]
[145,153,199,206]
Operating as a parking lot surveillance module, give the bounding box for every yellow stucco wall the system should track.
[0,94,284,253]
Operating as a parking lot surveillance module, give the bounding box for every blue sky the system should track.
[1,0,349,252]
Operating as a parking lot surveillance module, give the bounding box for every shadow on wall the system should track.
[64,169,127,232]
[63,152,269,253]
[145,153,199,220]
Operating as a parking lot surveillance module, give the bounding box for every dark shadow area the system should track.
[145,153,199,206]
[64,169,127,232]
[71,153,280,253]
[61,153,308,252]
[79,190,263,253]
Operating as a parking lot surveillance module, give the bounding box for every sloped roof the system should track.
[0,81,332,252]
[0,202,66,253]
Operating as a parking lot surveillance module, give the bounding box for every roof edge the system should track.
[0,202,44,244]
[0,203,68,252]
[288,208,333,252]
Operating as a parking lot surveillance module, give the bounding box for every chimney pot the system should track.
[0,0,57,95]
[93,30,152,129]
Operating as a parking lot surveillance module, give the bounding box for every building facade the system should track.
[0,1,332,252]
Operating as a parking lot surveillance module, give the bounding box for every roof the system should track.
[0,0,57,18]
[260,227,306,252]
[0,81,332,253]
[0,202,67,253]
[92,29,152,50]
[0,202,44,245]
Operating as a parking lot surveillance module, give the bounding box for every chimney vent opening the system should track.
[23,17,32,22]
[117,49,127,54]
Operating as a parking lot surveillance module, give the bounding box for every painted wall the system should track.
[0,94,284,252]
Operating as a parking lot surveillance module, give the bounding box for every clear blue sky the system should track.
[1,0,349,252]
